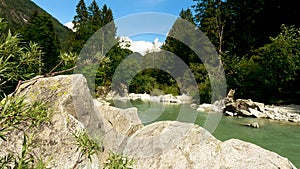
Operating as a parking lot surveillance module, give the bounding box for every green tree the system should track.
[21,12,60,74]
[88,0,102,32]
[226,25,300,103]
[254,0,300,48]
[96,45,132,87]
[71,1,117,55]
[72,0,90,53]
[162,8,198,65]
[99,4,117,56]
[193,0,227,54]
[193,0,265,57]
[254,25,300,101]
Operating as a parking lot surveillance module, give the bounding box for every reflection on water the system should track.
[111,100,300,167]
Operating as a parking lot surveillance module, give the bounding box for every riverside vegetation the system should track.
[0,0,299,168]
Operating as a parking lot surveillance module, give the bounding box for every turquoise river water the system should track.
[112,100,300,167]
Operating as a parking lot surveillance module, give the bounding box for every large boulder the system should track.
[14,74,103,135]
[225,99,266,117]
[0,74,102,168]
[220,139,296,169]
[122,121,295,169]
[6,74,146,168]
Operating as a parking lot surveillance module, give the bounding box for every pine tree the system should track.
[101,5,113,25]
[73,0,89,32]
[88,0,102,32]
[193,0,227,54]
[100,4,117,55]
[72,0,90,53]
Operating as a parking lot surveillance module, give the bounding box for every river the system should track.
[112,100,300,168]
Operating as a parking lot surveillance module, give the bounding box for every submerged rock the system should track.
[243,122,260,128]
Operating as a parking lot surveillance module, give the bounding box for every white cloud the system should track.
[119,36,164,55]
[64,22,75,31]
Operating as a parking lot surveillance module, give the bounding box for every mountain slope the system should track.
[0,0,72,51]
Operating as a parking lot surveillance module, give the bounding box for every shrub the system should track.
[103,152,134,169]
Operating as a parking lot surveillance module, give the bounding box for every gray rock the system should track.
[93,99,143,153]
[106,83,129,100]
[197,103,215,112]
[225,89,235,104]
[265,106,300,122]
[121,121,295,169]
[176,94,193,104]
[249,108,268,118]
[221,139,294,169]
[1,74,101,169]
[196,100,225,113]
[225,111,235,116]
[160,94,182,104]
[238,109,253,116]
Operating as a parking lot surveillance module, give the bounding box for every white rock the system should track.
[249,108,268,118]
[2,74,101,169]
[121,121,295,169]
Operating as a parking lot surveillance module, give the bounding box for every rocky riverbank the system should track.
[224,89,300,123]
[0,75,297,168]
[194,89,300,123]
[108,92,193,104]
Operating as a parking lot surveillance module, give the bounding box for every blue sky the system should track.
[31,0,196,52]
[31,0,195,24]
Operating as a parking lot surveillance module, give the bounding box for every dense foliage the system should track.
[160,0,300,104]
[224,25,300,103]
[191,0,299,103]
[0,19,42,97]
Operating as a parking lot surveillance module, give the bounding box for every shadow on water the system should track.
[110,100,300,168]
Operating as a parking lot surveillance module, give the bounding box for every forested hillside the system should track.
[0,0,72,50]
